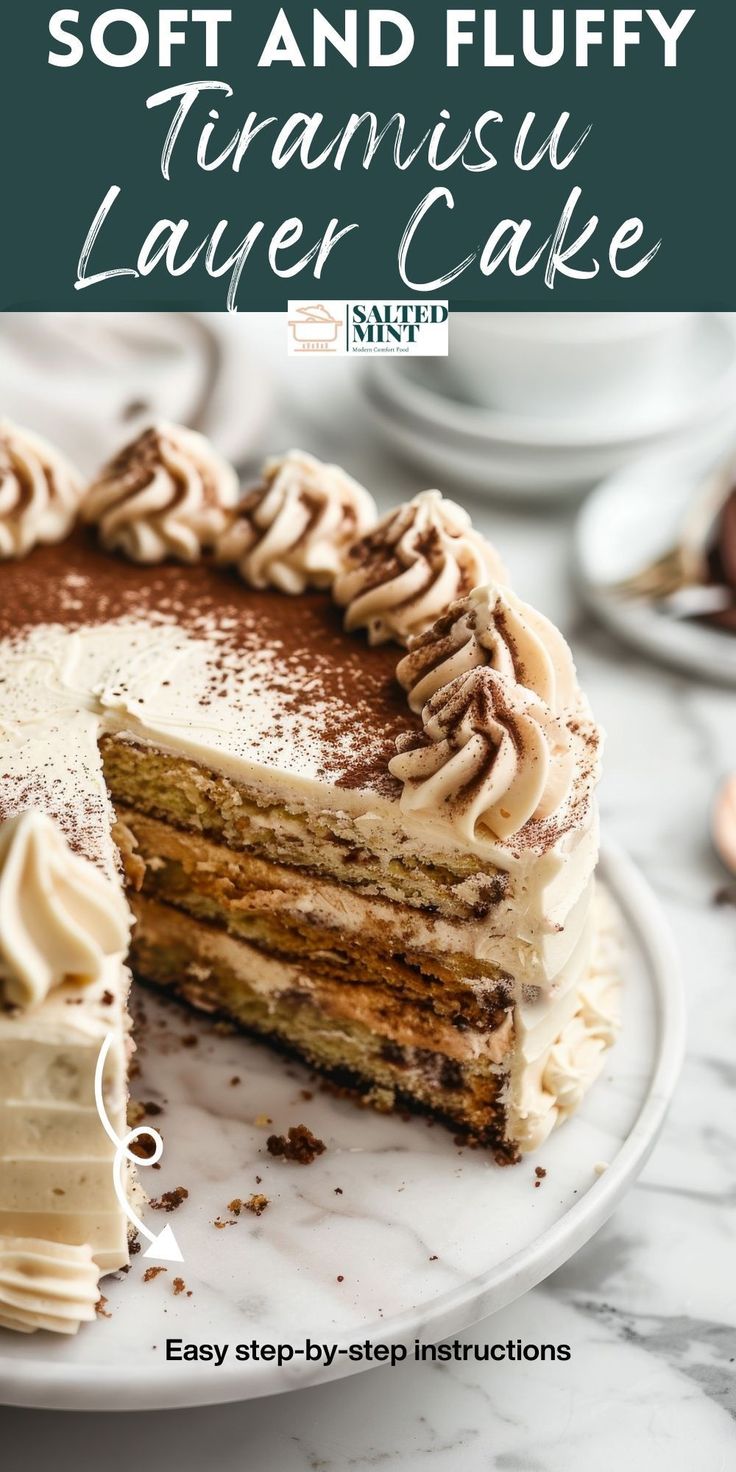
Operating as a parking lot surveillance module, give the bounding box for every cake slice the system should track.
[0,426,620,1335]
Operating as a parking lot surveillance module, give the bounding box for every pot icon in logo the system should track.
[288,303,342,353]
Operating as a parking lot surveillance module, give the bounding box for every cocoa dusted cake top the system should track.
[0,423,600,859]
[0,528,413,801]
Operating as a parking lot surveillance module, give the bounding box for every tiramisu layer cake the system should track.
[0,424,619,1335]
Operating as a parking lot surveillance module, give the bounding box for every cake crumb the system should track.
[129,1132,159,1162]
[594,1161,609,1176]
[213,1216,237,1229]
[229,1076,241,1086]
[334,1187,343,1195]
[150,1186,189,1212]
[254,1113,272,1128]
[172,1277,188,1296]
[244,1193,269,1217]
[266,1124,326,1164]
[534,1166,547,1188]
[96,1295,111,1318]
[143,1266,167,1283]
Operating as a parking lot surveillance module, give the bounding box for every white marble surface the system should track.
[2,317,734,1466]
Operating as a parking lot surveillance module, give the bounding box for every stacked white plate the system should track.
[362,315,736,501]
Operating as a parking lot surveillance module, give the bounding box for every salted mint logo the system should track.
[287,302,448,356]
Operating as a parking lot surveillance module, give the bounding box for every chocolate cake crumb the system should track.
[101,990,114,1006]
[129,1132,159,1161]
[534,1166,547,1188]
[336,1274,344,1282]
[149,1186,189,1212]
[181,1033,198,1048]
[129,1237,141,1256]
[429,1254,438,1261]
[334,1187,343,1195]
[143,1266,167,1283]
[229,1076,241,1086]
[266,1124,326,1164]
[172,1277,187,1295]
[96,1295,111,1318]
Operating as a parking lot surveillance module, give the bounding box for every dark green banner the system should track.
[3,2,732,310]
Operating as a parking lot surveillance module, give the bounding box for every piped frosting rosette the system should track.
[216,449,376,593]
[0,812,130,1010]
[396,582,580,715]
[0,1238,100,1335]
[389,665,599,848]
[82,422,238,563]
[0,420,83,559]
[333,490,507,645]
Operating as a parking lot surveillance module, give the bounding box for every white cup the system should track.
[449,312,691,422]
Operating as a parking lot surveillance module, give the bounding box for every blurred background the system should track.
[1,311,734,1466]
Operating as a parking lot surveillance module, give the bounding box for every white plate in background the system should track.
[576,446,736,685]
[0,844,683,1412]
[362,315,736,501]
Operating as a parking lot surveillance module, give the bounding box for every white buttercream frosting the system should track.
[333,490,507,645]
[509,891,622,1152]
[0,420,83,559]
[389,666,599,847]
[82,423,238,563]
[0,1237,100,1334]
[396,582,580,715]
[216,449,376,593]
[0,811,131,1010]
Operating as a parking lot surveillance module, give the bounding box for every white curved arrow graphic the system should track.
[95,1032,183,1263]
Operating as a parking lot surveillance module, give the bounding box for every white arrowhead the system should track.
[143,1223,184,1263]
[96,1035,185,1265]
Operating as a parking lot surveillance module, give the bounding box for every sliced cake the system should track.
[0,421,620,1335]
